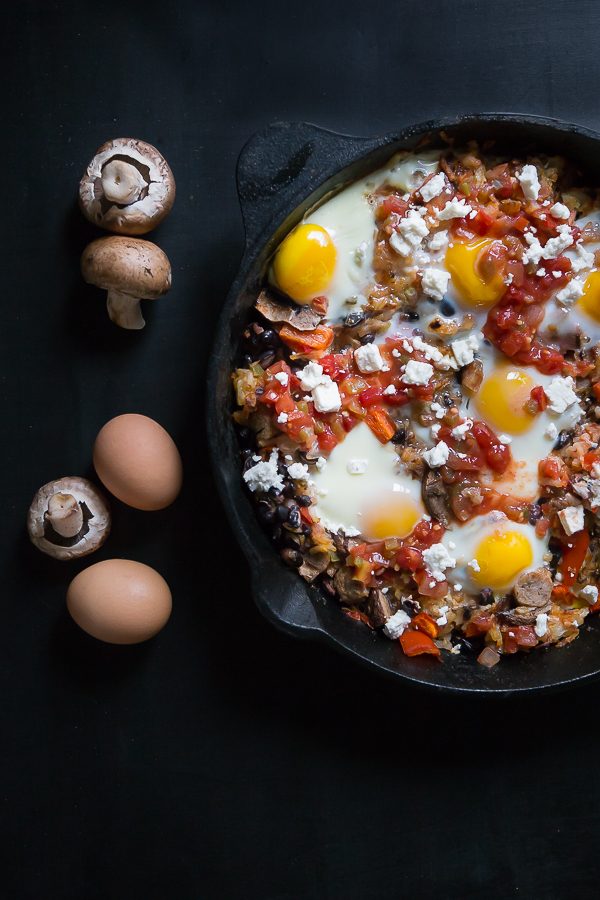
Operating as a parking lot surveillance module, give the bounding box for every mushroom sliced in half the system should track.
[28,477,111,560]
[79,138,176,235]
[81,236,172,329]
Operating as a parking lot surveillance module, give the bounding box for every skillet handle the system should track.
[236,121,381,251]
[251,560,325,640]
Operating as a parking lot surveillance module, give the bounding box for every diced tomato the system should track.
[343,608,374,629]
[472,421,512,474]
[502,625,538,654]
[377,194,410,221]
[359,386,384,408]
[399,630,441,658]
[316,423,338,453]
[530,385,548,411]
[311,295,329,316]
[409,519,445,549]
[560,530,590,587]
[583,451,600,472]
[412,612,440,639]
[538,456,569,487]
[413,570,449,598]
[469,207,495,236]
[593,382,600,402]
[395,546,423,573]
[278,323,334,353]
[465,615,493,637]
[320,353,350,381]
[365,406,396,443]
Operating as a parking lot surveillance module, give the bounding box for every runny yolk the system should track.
[578,270,600,323]
[476,367,536,435]
[272,223,336,303]
[445,238,506,308]
[362,498,422,541]
[471,529,533,588]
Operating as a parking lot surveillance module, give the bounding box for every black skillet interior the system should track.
[208,113,600,694]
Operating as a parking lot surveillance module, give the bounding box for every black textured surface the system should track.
[4,2,600,898]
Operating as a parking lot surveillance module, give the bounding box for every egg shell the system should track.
[66,558,172,644]
[93,414,182,511]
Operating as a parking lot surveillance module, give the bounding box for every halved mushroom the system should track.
[79,138,176,235]
[28,477,111,560]
[81,236,171,329]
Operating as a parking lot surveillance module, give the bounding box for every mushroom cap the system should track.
[78,137,176,235]
[28,476,111,560]
[81,236,172,300]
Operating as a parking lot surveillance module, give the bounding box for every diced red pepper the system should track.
[365,406,396,443]
[530,385,548,412]
[472,421,512,474]
[560,530,590,587]
[412,612,440,639]
[465,615,493,637]
[279,323,334,353]
[399,630,441,658]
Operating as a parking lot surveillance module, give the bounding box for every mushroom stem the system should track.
[101,160,146,205]
[106,289,145,330]
[45,493,83,538]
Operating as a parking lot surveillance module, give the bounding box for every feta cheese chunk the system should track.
[277,412,288,424]
[428,230,449,252]
[423,441,450,468]
[243,450,284,493]
[312,378,341,413]
[421,267,451,301]
[558,505,585,536]
[549,201,570,219]
[468,558,481,573]
[556,277,585,306]
[287,462,309,480]
[581,585,599,605]
[402,360,433,385]
[420,173,447,202]
[523,224,574,266]
[451,419,473,439]
[354,343,385,373]
[383,384,397,395]
[389,231,411,257]
[534,613,548,638]
[545,422,558,440]
[398,208,430,246]
[451,334,480,367]
[571,242,595,273]
[274,371,289,386]
[383,609,412,639]
[422,543,456,582]
[516,164,541,201]
[545,376,580,414]
[436,198,472,220]
[298,361,326,391]
[346,458,368,475]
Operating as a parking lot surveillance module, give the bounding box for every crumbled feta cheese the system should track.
[274,371,289,386]
[399,207,430,243]
[498,434,512,445]
[312,378,341,413]
[453,583,462,591]
[392,348,401,358]
[389,231,411,257]
[287,462,309,480]
[523,224,574,265]
[558,505,585,536]
[243,450,284,493]
[298,361,326,391]
[277,412,289,424]
[354,343,385,373]
[383,384,397,395]
[428,230,449,252]
[451,334,479,367]
[430,401,446,419]
[545,422,558,440]
[451,419,473,439]
[422,543,456,581]
[534,613,548,638]
[505,272,514,285]
[408,336,444,364]
[316,456,327,471]
[402,360,433,385]
[383,609,412,639]
[536,268,546,277]
[423,441,450,468]
[516,164,540,201]
[571,242,595,273]
[346,458,368,475]
[468,558,481,573]
[545,376,580,414]
[581,585,599,605]
[420,172,447,201]
[549,202,570,219]
[437,198,472,220]
[431,423,441,437]
[421,267,451,301]
[556,277,585,306]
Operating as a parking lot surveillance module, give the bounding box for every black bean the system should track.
[281,533,301,550]
[457,636,484,654]
[401,598,420,616]
[255,387,264,396]
[281,548,303,568]
[391,428,407,445]
[296,494,312,507]
[344,311,365,328]
[554,430,573,450]
[240,448,253,461]
[529,504,542,525]
[478,588,494,606]
[242,455,258,473]
[276,505,290,523]
[258,350,276,368]
[256,501,275,525]
[359,333,375,344]
[287,506,301,529]
[268,488,283,500]
[440,299,455,317]
[405,309,420,321]
[300,524,311,536]
[243,354,253,367]
[260,329,279,348]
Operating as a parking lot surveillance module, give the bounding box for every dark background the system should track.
[3,2,600,898]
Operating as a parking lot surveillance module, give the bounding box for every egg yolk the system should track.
[471,529,533,588]
[476,367,536,435]
[578,270,600,323]
[445,238,506,308]
[272,223,336,303]
[362,498,422,540]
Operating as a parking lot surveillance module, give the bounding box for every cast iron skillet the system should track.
[207,113,600,695]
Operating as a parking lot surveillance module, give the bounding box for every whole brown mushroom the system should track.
[81,236,172,329]
[79,138,176,235]
[28,476,111,560]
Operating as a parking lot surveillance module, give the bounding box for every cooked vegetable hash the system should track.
[232,141,600,666]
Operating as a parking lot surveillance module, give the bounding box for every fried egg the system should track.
[441,512,549,592]
[311,421,426,539]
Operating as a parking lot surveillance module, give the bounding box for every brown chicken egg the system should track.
[93,413,182,510]
[66,559,172,644]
